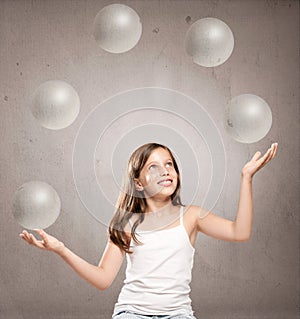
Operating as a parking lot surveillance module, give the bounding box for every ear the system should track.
[134,178,144,192]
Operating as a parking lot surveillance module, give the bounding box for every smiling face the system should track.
[134,147,178,200]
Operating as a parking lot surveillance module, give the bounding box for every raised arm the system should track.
[20,229,125,290]
[197,143,278,242]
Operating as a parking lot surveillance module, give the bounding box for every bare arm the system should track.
[197,143,278,242]
[20,229,124,290]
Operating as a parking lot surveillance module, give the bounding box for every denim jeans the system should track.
[112,311,198,319]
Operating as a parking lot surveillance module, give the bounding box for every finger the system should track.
[34,229,48,245]
[254,147,273,170]
[270,143,278,160]
[252,151,262,161]
[264,144,277,163]
[22,230,29,237]
[264,144,275,159]
[29,233,46,249]
[265,146,274,161]
[256,147,271,165]
[22,230,32,243]
[20,230,27,238]
[19,230,43,247]
[19,233,28,242]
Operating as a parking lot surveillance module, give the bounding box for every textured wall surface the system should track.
[0,0,299,318]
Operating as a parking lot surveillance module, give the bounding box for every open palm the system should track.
[242,143,278,179]
[20,229,64,254]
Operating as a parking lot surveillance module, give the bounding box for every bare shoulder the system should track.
[183,205,211,229]
[183,205,209,218]
[183,205,199,216]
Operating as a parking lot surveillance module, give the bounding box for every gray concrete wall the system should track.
[0,0,298,318]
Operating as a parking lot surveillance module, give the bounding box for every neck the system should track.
[145,197,173,213]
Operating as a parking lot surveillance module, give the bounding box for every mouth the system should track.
[157,179,173,187]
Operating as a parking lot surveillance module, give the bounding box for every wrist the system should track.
[241,172,253,182]
[54,242,66,256]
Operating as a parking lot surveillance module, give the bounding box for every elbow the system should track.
[96,281,111,291]
[232,223,252,242]
[98,285,108,291]
[96,277,115,291]
[234,233,251,242]
[94,266,115,291]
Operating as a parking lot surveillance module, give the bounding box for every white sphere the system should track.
[185,17,234,67]
[93,4,142,53]
[31,80,80,130]
[12,181,61,230]
[225,94,273,143]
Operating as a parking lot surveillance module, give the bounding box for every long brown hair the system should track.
[108,143,183,253]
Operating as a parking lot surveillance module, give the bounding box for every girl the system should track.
[20,142,278,319]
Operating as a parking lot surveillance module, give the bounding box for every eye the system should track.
[166,161,173,168]
[149,164,158,171]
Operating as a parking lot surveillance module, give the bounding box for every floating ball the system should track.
[93,4,142,53]
[184,17,234,67]
[31,80,80,130]
[225,94,273,143]
[12,181,61,229]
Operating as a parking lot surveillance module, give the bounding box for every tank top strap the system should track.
[180,205,184,225]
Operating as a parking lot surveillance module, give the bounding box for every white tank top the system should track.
[113,206,195,316]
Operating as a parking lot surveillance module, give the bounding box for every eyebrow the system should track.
[146,158,173,166]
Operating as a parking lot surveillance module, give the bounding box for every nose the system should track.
[160,166,169,176]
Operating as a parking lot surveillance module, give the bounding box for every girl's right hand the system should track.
[19,229,65,254]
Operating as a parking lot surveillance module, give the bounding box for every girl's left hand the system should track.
[242,143,278,179]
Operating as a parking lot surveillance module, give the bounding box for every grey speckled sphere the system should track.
[185,17,234,67]
[225,94,273,144]
[12,181,61,230]
[93,4,142,53]
[31,80,80,130]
